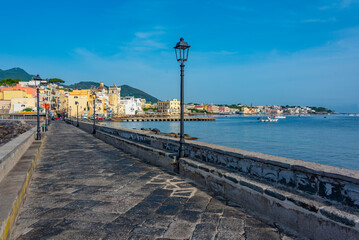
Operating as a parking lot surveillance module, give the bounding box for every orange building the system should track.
[0,84,37,97]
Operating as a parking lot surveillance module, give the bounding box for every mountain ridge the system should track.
[0,67,34,81]
[62,81,159,103]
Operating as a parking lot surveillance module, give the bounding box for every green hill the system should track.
[63,81,103,90]
[120,85,158,103]
[0,67,34,81]
[63,81,159,103]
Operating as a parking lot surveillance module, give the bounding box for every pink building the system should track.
[219,106,231,113]
[207,105,219,113]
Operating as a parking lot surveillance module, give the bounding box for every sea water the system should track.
[103,115,359,170]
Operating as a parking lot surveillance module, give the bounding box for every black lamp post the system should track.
[33,75,42,140]
[33,75,49,139]
[76,101,79,127]
[92,91,96,134]
[174,38,190,158]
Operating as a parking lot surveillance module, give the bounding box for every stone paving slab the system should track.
[9,121,294,239]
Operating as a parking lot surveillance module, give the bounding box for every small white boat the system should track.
[260,116,278,122]
[274,115,286,119]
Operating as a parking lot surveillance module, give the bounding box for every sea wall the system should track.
[68,120,359,239]
[0,127,36,183]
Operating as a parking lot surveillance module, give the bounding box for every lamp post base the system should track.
[179,138,185,159]
[36,132,41,140]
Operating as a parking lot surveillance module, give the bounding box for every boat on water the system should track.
[259,116,278,122]
[274,115,286,119]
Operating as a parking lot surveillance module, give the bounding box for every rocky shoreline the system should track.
[0,121,33,146]
[140,128,198,140]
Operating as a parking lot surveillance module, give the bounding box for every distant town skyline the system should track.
[1,0,359,112]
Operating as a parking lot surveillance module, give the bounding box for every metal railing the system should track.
[0,114,46,121]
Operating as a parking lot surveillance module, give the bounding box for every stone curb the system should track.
[0,136,45,240]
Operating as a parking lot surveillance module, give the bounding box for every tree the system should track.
[0,78,21,86]
[22,108,33,112]
[48,78,65,84]
[310,106,333,113]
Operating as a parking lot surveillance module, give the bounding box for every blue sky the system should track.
[1,0,359,112]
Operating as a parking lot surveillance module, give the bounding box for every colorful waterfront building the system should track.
[10,98,36,113]
[0,90,28,100]
[68,89,93,118]
[0,84,37,98]
[108,83,123,116]
[157,99,180,115]
[206,105,220,113]
[53,88,68,114]
[219,106,231,113]
[120,97,142,115]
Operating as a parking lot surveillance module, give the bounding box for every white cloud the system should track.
[301,18,337,23]
[340,0,359,8]
[319,0,359,10]
[134,31,165,39]
[124,29,167,51]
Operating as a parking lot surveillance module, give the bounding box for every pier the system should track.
[4,121,285,239]
[1,120,358,239]
[121,117,216,122]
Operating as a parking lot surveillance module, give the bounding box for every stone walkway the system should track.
[10,121,292,240]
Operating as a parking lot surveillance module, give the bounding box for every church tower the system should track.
[109,83,122,115]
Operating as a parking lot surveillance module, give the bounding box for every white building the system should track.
[120,97,142,115]
[10,98,36,113]
[18,80,41,87]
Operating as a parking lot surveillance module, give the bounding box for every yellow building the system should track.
[202,104,208,111]
[157,99,180,115]
[68,89,106,118]
[0,90,29,100]
[54,89,68,113]
[144,103,154,109]
[68,90,93,118]
[10,98,36,113]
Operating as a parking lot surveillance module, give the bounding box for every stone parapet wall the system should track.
[179,157,359,239]
[71,120,359,209]
[68,120,359,238]
[0,127,36,183]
